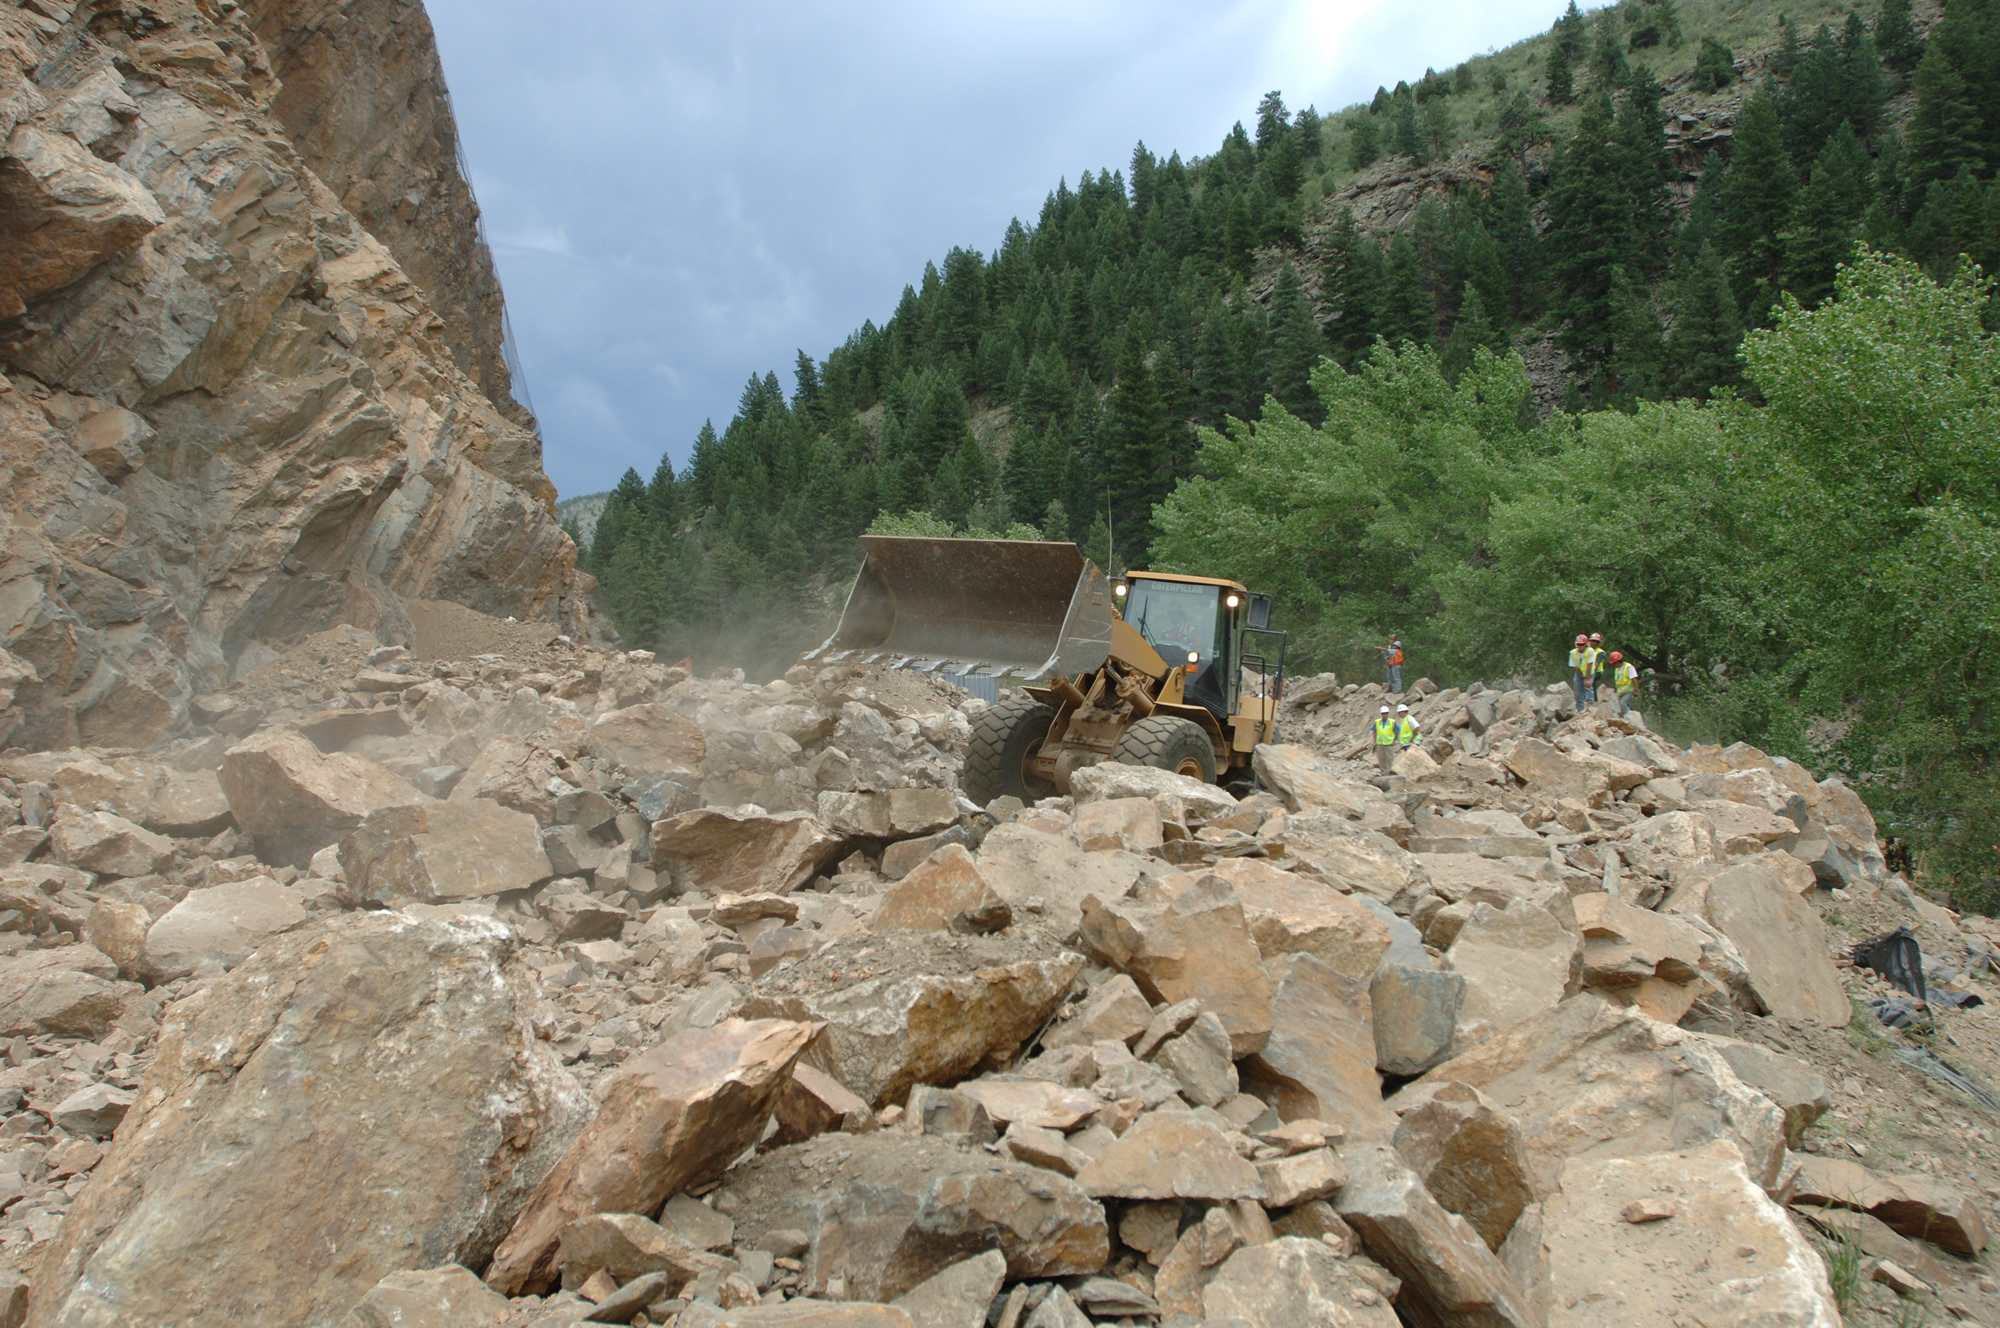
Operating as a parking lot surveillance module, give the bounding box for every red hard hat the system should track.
[1590,633,1603,642]
[1575,635,1587,644]
[1609,651,1623,663]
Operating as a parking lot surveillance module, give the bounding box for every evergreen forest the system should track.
[578,0,2000,906]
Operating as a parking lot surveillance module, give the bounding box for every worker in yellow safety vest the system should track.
[1396,703,1421,750]
[1568,634,1589,710]
[1609,651,1640,717]
[1374,705,1398,772]
[1582,632,1605,702]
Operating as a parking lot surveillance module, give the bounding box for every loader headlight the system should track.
[1226,594,1240,608]
[1114,583,1127,598]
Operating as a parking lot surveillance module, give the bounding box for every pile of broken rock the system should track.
[0,642,1993,1328]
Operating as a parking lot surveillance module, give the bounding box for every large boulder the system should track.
[1,752,231,837]
[47,807,172,878]
[1078,875,1272,1055]
[1279,813,1426,906]
[219,729,427,867]
[589,703,706,778]
[29,912,589,1328]
[869,845,1009,934]
[1698,862,1849,1026]
[486,1018,816,1295]
[1334,1144,1538,1328]
[740,930,1081,1108]
[1412,996,1788,1198]
[1542,1140,1842,1326]
[340,1266,511,1328]
[1201,1237,1402,1326]
[143,877,314,981]
[1393,1082,1534,1252]
[1204,857,1393,981]
[1252,744,1378,819]
[715,1132,1109,1302]
[1790,1154,1989,1255]
[336,799,551,906]
[1069,761,1241,819]
[1443,899,1579,1047]
[651,809,843,898]
[1242,953,1393,1137]
[0,944,124,1038]
[973,822,1150,940]
[1073,1113,1265,1202]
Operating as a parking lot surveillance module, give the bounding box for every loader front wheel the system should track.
[963,693,1057,805]
[1115,715,1218,784]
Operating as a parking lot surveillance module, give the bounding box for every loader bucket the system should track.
[805,536,1113,681]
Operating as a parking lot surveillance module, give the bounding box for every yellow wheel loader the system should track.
[805,536,1287,804]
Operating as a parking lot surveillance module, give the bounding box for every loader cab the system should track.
[1117,573,1259,722]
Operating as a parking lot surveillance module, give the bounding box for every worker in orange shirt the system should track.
[1382,637,1404,693]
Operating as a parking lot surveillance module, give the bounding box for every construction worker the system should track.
[1609,651,1639,716]
[1568,634,1589,709]
[1374,705,1397,772]
[1583,632,1606,703]
[1396,702,1421,751]
[1382,637,1404,693]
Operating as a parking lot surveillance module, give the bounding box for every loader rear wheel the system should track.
[963,693,1058,805]
[1115,715,1218,784]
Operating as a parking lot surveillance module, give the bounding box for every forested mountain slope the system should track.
[587,0,2000,903]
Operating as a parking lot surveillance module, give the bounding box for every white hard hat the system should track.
[1397,704,1410,712]
[1380,706,1391,714]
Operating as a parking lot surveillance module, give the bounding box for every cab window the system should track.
[1124,579,1221,664]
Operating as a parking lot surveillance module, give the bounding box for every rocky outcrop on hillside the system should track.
[0,0,586,754]
[0,607,1985,1325]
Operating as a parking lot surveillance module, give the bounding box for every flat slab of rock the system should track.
[341,1266,510,1328]
[1790,1153,1988,1254]
[144,876,314,981]
[48,807,172,878]
[716,1132,1108,1302]
[1252,744,1379,818]
[338,799,552,906]
[1413,996,1787,1198]
[1204,856,1392,981]
[487,1017,815,1295]
[1078,875,1271,1055]
[1069,761,1241,818]
[0,944,123,1038]
[1279,813,1425,905]
[974,822,1149,940]
[1335,1143,1538,1328]
[1201,1237,1401,1326]
[219,729,428,867]
[741,930,1081,1108]
[891,1250,1005,1328]
[1243,952,1393,1137]
[589,703,705,778]
[555,1211,732,1289]
[1444,898,1579,1048]
[1074,1112,1264,1201]
[679,1304,914,1327]
[1699,862,1849,1026]
[651,809,842,897]
[30,912,588,1327]
[1544,1139,1842,1326]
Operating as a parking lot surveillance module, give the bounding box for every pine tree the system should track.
[1260,263,1324,421]
[686,420,721,513]
[1383,232,1435,347]
[1349,113,1381,169]
[1223,193,1257,278]
[1100,321,1178,559]
[1876,0,1922,74]
[1322,211,1387,364]
[1717,92,1796,323]
[646,454,680,526]
[1554,0,1587,57]
[1547,92,1638,372]
[1605,267,1667,408]
[1772,14,1803,78]
[1592,8,1630,87]
[1419,98,1455,163]
[1489,158,1543,317]
[1439,284,1510,382]
[1614,67,1675,272]
[1393,92,1424,162]
[1782,122,1873,306]
[1692,38,1735,92]
[1907,43,1985,188]
[1546,42,1576,104]
[1668,244,1743,399]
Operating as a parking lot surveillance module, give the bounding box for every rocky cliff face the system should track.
[0,0,587,752]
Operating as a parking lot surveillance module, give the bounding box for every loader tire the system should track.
[963,693,1057,805]
[1115,715,1217,784]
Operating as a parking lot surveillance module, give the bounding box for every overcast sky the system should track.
[425,1,1571,499]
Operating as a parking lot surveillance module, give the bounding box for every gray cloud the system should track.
[426,0,1570,497]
